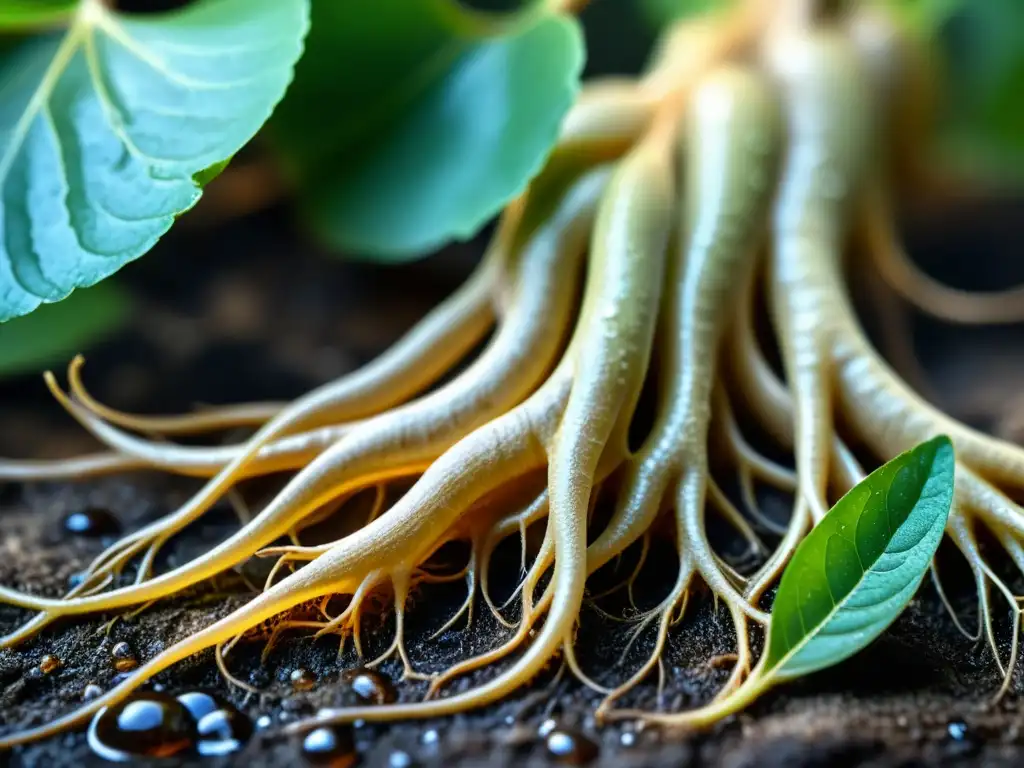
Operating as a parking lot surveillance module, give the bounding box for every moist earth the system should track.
[2,197,1024,768]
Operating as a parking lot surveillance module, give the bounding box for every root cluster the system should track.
[3,0,1024,747]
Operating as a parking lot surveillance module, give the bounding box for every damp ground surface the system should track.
[3,197,1024,768]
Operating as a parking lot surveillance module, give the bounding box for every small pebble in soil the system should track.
[343,668,397,705]
[65,507,121,537]
[388,750,413,768]
[83,683,104,701]
[39,654,60,675]
[301,725,357,766]
[196,708,253,757]
[111,642,137,672]
[177,691,219,723]
[545,729,599,765]
[291,668,317,691]
[88,692,195,761]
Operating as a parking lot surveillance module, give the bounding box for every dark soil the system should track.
[2,192,1024,768]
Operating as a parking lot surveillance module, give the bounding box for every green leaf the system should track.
[0,279,129,376]
[764,435,954,680]
[270,0,584,260]
[936,0,1024,182]
[0,0,310,322]
[0,1,75,30]
[637,0,731,30]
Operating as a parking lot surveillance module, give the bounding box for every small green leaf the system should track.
[0,0,309,322]
[765,435,954,680]
[0,1,76,30]
[0,280,129,376]
[270,0,584,260]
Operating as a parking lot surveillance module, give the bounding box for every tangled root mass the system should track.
[3,0,1024,746]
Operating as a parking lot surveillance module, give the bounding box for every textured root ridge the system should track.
[3,0,1024,747]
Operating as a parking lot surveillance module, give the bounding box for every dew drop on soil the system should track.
[83,683,104,701]
[947,720,969,741]
[110,642,137,672]
[388,750,413,768]
[301,725,357,766]
[537,718,557,737]
[291,667,317,691]
[421,729,439,746]
[88,692,195,761]
[177,691,219,722]
[39,654,60,675]
[65,507,121,537]
[256,714,272,729]
[343,668,397,704]
[545,729,599,765]
[196,708,253,757]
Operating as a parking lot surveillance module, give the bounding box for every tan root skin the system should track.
[2,0,1023,747]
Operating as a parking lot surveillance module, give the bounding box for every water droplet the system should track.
[290,668,317,691]
[301,725,357,766]
[343,668,397,705]
[88,692,195,761]
[545,729,599,765]
[620,732,636,747]
[176,691,219,722]
[65,507,120,537]
[111,642,137,672]
[39,654,60,675]
[388,750,414,768]
[256,714,272,730]
[421,729,439,746]
[67,571,86,589]
[196,708,253,757]
[537,718,557,737]
[948,721,969,741]
[83,683,104,701]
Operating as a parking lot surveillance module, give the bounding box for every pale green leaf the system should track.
[765,436,954,680]
[0,279,128,375]
[270,0,584,260]
[0,0,309,322]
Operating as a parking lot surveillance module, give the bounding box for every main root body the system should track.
[2,0,1023,747]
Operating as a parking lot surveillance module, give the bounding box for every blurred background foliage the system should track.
[0,0,1021,378]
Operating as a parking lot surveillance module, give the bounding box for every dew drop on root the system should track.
[65,507,121,537]
[301,725,358,766]
[545,729,599,765]
[88,692,195,761]
[343,668,397,705]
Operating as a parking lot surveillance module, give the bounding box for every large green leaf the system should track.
[0,1,76,30]
[270,0,584,260]
[937,0,1024,181]
[765,435,954,680]
[0,279,128,376]
[637,0,731,30]
[0,0,309,322]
